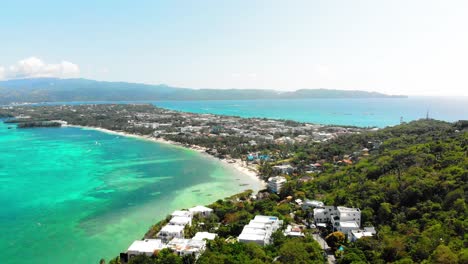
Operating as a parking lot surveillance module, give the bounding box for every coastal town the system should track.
[0,104,368,149]
[0,104,371,179]
[0,104,375,263]
[1,104,465,264]
[120,196,374,263]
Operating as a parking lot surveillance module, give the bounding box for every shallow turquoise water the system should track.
[0,122,262,264]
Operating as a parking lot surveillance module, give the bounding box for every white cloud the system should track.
[0,67,5,80]
[230,73,258,79]
[313,64,331,76]
[0,57,80,80]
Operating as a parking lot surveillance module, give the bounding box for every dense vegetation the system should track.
[278,120,467,263]
[0,77,405,104]
[15,121,62,128]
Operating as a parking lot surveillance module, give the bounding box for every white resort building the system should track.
[193,232,217,241]
[283,224,306,237]
[350,228,375,242]
[313,205,362,237]
[166,238,207,259]
[171,210,193,218]
[169,216,192,226]
[158,224,185,242]
[189,205,213,217]
[267,176,287,194]
[121,239,166,262]
[238,215,283,246]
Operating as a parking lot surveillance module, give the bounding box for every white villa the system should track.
[283,224,305,237]
[313,206,361,225]
[313,205,362,237]
[169,216,192,226]
[166,238,207,259]
[238,215,283,246]
[267,176,287,194]
[272,164,294,175]
[350,229,374,242]
[126,239,166,257]
[171,210,193,218]
[333,206,361,225]
[349,227,376,242]
[158,224,185,242]
[193,232,217,241]
[189,205,213,217]
[335,221,360,237]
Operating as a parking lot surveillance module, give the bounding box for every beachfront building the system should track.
[166,238,207,259]
[169,216,192,226]
[189,205,213,217]
[157,224,185,242]
[267,176,287,194]
[192,232,217,241]
[120,239,166,263]
[238,215,283,246]
[171,210,193,218]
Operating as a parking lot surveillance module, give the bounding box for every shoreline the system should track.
[64,124,266,190]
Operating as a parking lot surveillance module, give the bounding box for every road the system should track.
[312,234,336,264]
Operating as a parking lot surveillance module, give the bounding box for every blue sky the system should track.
[1,0,467,96]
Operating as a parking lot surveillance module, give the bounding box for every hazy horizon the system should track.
[1,1,467,96]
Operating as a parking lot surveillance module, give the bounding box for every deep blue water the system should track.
[32,97,467,127]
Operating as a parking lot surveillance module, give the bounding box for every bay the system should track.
[0,122,263,264]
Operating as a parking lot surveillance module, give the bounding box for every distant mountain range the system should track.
[0,78,406,104]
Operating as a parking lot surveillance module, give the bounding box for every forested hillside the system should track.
[285,120,467,263]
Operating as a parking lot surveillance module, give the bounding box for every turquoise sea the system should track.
[153,97,468,127]
[0,122,263,264]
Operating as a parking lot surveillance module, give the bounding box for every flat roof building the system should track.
[267,176,287,194]
[167,238,207,259]
[171,210,193,218]
[169,216,192,226]
[158,224,185,242]
[192,232,217,241]
[238,215,283,246]
[350,229,375,242]
[126,239,166,258]
[189,205,213,217]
